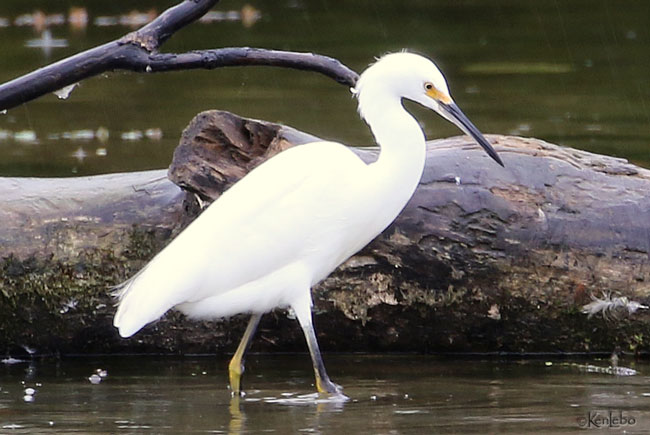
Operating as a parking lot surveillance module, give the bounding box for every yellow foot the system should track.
[228,360,244,396]
[316,376,342,395]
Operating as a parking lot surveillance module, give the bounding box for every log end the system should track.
[168,110,295,201]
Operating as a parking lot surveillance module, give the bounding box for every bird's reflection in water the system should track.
[228,390,348,434]
[228,395,245,435]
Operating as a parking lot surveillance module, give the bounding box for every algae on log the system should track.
[1,110,650,356]
[0,172,185,354]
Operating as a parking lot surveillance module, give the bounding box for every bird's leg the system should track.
[293,303,341,395]
[303,322,340,394]
[228,313,262,396]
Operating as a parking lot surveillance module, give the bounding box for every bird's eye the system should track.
[424,82,434,90]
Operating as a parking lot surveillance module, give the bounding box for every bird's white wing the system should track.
[114,141,368,337]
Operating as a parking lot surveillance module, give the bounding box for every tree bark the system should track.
[1,110,649,357]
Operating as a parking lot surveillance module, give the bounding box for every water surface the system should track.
[2,355,650,433]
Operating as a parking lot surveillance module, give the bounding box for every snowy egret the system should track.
[113,52,503,395]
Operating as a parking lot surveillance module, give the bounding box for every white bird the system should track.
[113,52,503,396]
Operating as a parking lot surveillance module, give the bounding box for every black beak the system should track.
[440,102,504,167]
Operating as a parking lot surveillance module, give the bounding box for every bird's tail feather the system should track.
[110,266,146,302]
[112,264,164,338]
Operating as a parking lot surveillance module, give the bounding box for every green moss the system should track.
[123,225,171,262]
[1,220,648,356]
[0,225,171,353]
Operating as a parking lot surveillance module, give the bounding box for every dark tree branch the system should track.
[0,0,359,112]
[128,0,221,51]
[145,48,359,84]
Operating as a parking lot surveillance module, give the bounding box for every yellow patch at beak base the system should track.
[426,87,452,104]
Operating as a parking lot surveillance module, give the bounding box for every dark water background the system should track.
[0,0,649,176]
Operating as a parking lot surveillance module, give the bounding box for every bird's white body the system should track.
[114,126,424,337]
[113,53,502,393]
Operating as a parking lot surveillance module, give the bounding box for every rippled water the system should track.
[2,355,650,433]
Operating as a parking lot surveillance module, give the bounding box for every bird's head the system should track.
[354,52,503,167]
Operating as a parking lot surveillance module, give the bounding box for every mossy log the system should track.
[1,110,649,357]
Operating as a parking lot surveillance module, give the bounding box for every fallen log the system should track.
[1,110,649,356]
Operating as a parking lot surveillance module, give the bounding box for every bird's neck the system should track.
[365,97,427,196]
[362,96,427,224]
